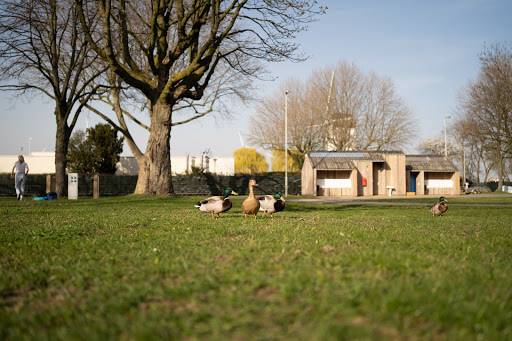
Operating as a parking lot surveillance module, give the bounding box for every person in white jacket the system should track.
[11,155,29,200]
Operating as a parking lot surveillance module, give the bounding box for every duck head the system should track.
[223,188,238,198]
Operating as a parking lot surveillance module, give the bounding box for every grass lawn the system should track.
[1,195,511,340]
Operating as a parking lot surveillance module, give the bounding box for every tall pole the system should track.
[324,71,335,150]
[463,149,466,184]
[444,116,451,157]
[285,91,289,198]
[29,137,32,156]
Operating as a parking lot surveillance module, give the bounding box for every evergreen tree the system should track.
[67,124,124,174]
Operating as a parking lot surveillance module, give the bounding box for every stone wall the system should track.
[0,174,301,197]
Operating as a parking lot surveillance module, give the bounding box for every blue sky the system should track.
[1,0,511,159]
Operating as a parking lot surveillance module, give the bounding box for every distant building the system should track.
[116,156,235,175]
[301,151,460,197]
[0,152,55,174]
[1,153,235,176]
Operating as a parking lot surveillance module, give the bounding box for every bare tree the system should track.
[249,60,418,168]
[0,0,106,198]
[248,79,325,168]
[76,0,325,195]
[417,137,459,156]
[356,72,417,150]
[456,43,512,189]
[312,61,364,150]
[453,117,494,182]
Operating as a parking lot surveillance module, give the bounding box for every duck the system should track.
[241,179,260,219]
[195,188,238,219]
[430,196,448,217]
[258,192,285,218]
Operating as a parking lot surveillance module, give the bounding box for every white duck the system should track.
[195,188,238,219]
[258,192,285,218]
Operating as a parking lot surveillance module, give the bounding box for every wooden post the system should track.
[46,175,51,193]
[93,175,99,199]
[46,175,56,193]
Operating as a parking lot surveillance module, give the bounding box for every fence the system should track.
[471,182,512,193]
[0,174,301,197]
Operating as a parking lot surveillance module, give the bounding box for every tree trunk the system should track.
[497,154,504,191]
[134,99,174,195]
[54,108,71,198]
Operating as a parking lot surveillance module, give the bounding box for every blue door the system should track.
[410,173,417,192]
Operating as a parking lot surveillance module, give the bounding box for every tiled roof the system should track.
[310,157,357,170]
[306,151,458,173]
[405,155,458,172]
[308,150,403,169]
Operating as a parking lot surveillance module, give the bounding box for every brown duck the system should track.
[430,196,448,217]
[241,179,260,219]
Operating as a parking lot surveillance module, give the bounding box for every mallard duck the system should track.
[258,192,285,218]
[195,188,238,219]
[430,196,448,217]
[241,179,260,219]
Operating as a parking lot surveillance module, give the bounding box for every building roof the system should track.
[308,150,403,170]
[306,151,458,173]
[405,155,458,172]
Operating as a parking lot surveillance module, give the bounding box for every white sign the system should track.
[68,173,78,200]
[317,178,352,189]
[425,180,453,188]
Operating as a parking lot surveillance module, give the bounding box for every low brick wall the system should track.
[0,173,301,197]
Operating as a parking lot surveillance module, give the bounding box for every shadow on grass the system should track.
[283,203,398,212]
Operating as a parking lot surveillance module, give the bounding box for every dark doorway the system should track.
[410,173,417,192]
[373,162,384,195]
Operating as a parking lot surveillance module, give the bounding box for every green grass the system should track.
[1,195,512,340]
[355,194,512,205]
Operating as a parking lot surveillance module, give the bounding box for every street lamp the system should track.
[285,90,289,198]
[29,137,32,156]
[444,116,451,157]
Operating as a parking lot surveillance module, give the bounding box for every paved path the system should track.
[287,194,512,207]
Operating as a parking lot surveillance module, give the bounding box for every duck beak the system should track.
[231,190,238,195]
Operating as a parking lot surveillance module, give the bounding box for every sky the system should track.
[1,0,512,160]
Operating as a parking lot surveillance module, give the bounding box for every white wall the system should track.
[0,153,55,174]
[425,179,454,188]
[503,185,512,193]
[171,156,234,175]
[1,153,235,175]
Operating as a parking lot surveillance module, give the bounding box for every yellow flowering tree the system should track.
[271,150,299,172]
[233,148,268,174]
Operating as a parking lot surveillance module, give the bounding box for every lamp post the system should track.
[29,137,32,156]
[285,90,289,198]
[444,116,451,157]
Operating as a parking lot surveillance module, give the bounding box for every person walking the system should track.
[11,155,29,200]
